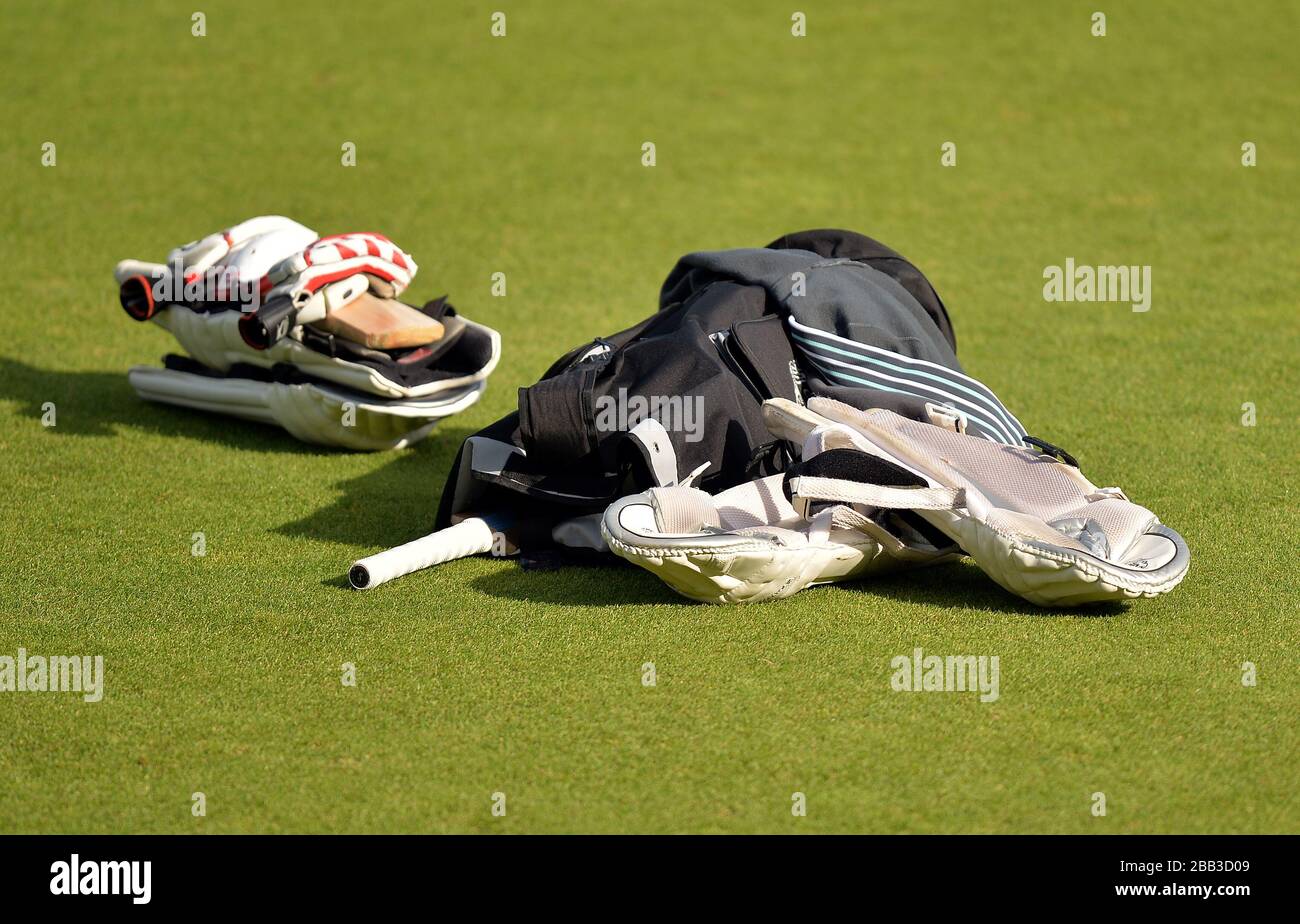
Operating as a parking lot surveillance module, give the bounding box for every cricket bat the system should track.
[348,512,518,590]
[314,291,445,349]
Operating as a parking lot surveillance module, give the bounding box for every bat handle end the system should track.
[348,563,372,590]
[347,518,496,591]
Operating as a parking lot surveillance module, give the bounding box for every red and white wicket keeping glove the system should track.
[261,232,419,309]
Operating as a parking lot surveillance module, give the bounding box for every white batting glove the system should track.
[167,216,315,278]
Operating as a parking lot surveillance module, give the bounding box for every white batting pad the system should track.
[128,365,484,451]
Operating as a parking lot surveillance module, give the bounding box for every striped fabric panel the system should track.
[787,317,1027,446]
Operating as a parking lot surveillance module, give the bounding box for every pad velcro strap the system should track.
[783,449,960,515]
[786,447,926,489]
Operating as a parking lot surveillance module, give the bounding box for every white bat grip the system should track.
[349,518,495,590]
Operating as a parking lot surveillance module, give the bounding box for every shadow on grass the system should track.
[275,425,474,548]
[0,356,480,550]
[0,357,323,454]
[469,562,684,607]
[469,556,1127,615]
[847,562,1128,618]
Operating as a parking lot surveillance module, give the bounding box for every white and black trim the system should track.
[787,317,1027,445]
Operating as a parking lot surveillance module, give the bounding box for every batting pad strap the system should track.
[789,475,960,513]
[783,447,960,514]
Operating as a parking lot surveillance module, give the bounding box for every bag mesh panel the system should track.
[867,411,1091,521]
[648,475,805,535]
[714,474,798,530]
[863,410,1157,561]
[649,487,721,533]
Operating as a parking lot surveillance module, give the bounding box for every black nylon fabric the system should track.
[516,279,793,486]
[435,229,960,540]
[784,448,930,495]
[764,229,956,352]
[659,232,962,422]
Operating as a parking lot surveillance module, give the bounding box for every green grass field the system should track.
[1,1,1295,833]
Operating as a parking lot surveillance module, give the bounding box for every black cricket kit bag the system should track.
[354,227,1190,605]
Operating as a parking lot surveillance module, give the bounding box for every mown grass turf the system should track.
[0,0,1295,833]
